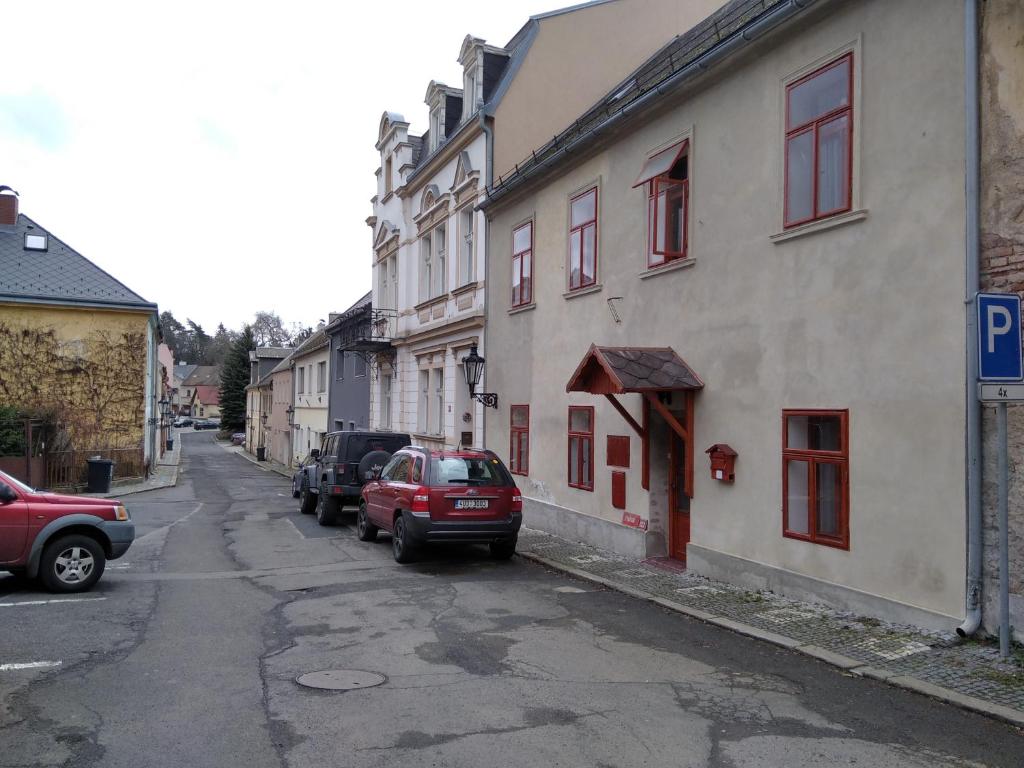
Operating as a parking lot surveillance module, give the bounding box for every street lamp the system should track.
[461,344,498,409]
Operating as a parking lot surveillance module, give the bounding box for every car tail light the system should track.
[411,487,431,514]
[331,485,344,495]
[511,494,523,513]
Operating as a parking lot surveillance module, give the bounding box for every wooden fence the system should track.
[46,448,147,488]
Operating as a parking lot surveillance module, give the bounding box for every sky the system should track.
[0,0,544,336]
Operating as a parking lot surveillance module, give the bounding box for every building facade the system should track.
[326,292,372,433]
[483,0,971,631]
[267,355,294,467]
[290,328,330,462]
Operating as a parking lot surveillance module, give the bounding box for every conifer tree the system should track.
[219,325,254,431]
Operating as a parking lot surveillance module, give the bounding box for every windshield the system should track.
[429,456,512,487]
[0,470,34,493]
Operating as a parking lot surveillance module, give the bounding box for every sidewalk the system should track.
[516,528,1024,727]
[83,439,182,498]
[218,440,293,480]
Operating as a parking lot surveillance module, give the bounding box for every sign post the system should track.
[977,293,1022,658]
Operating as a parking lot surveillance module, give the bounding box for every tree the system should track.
[159,311,186,358]
[207,323,237,367]
[291,326,313,346]
[219,325,254,431]
[252,311,291,347]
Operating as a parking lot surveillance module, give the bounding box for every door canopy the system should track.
[566,345,703,395]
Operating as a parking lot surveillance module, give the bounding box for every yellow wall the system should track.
[0,302,152,450]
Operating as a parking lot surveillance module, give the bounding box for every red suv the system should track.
[0,469,135,593]
[358,447,522,563]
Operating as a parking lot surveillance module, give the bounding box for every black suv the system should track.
[296,431,411,525]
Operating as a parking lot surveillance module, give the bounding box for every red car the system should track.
[358,447,522,563]
[0,469,135,593]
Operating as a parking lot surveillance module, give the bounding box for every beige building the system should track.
[290,328,330,464]
[267,355,294,467]
[483,0,973,631]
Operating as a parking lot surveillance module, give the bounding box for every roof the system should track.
[290,326,330,359]
[192,385,220,406]
[485,0,808,208]
[182,365,221,387]
[566,345,704,394]
[0,213,156,311]
[326,291,372,334]
[269,352,295,376]
[174,363,199,384]
[250,347,291,360]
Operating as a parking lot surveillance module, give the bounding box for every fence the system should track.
[0,417,49,487]
[46,447,147,488]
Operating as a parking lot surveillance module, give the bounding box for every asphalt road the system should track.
[0,431,1020,767]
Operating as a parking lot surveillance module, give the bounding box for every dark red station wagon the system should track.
[0,469,135,593]
[358,447,522,563]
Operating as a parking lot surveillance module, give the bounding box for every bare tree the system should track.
[251,311,291,347]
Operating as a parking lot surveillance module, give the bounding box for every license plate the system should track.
[454,499,489,509]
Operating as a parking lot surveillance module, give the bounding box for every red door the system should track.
[669,431,690,562]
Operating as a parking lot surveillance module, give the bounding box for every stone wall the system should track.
[979,0,1024,641]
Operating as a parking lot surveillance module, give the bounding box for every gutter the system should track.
[481,0,817,212]
[479,111,495,449]
[958,0,982,638]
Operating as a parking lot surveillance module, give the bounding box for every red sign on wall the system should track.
[621,512,649,531]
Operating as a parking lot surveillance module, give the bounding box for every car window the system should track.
[0,473,32,493]
[411,458,423,484]
[379,454,403,482]
[389,456,411,483]
[429,456,512,487]
[345,434,410,460]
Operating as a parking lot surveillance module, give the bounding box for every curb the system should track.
[221,441,293,479]
[517,549,1024,729]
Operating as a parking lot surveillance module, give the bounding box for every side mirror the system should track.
[310,449,320,460]
[0,485,17,503]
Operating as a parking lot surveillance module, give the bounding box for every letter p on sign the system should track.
[978,293,1023,381]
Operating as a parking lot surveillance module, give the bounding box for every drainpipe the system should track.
[958,0,982,638]
[479,111,494,449]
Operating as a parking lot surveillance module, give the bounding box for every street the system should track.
[0,432,1020,767]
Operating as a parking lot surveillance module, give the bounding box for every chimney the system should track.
[0,186,18,228]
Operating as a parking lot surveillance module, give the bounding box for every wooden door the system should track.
[669,430,690,562]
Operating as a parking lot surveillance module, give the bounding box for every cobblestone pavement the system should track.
[83,438,181,498]
[517,528,1024,724]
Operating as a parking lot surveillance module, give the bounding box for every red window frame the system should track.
[647,159,688,268]
[568,187,598,290]
[567,405,594,491]
[784,53,854,228]
[782,409,849,549]
[511,221,533,307]
[509,404,530,475]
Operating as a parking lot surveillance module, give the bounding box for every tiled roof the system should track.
[0,213,155,309]
[486,0,799,206]
[174,363,198,384]
[182,365,221,387]
[251,346,291,359]
[193,385,220,406]
[290,327,330,359]
[566,345,703,394]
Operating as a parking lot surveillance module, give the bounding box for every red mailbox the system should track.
[705,443,737,483]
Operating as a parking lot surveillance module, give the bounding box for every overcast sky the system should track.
[1,1,543,336]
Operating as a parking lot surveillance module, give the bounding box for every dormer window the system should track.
[430,108,443,152]
[463,68,478,121]
[384,156,393,195]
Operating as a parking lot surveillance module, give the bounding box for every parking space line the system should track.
[0,661,62,671]
[0,597,108,608]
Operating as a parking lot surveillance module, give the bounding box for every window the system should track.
[510,405,529,475]
[388,256,398,309]
[418,370,430,433]
[463,68,478,120]
[384,156,393,195]
[420,233,433,302]
[568,188,597,290]
[434,224,447,297]
[568,406,594,490]
[354,355,366,377]
[784,54,853,228]
[433,368,445,436]
[430,108,442,151]
[460,208,474,285]
[381,374,393,428]
[642,146,688,267]
[317,361,327,392]
[783,410,849,549]
[336,348,345,380]
[297,367,305,394]
[512,221,533,307]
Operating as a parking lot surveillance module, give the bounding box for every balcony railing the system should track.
[336,308,397,351]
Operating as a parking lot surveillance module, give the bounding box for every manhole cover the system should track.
[295,669,387,691]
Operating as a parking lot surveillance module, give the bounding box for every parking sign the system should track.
[978,293,1023,381]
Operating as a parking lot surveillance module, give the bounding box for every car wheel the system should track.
[39,534,106,593]
[392,514,416,564]
[316,483,339,526]
[299,482,317,515]
[356,502,378,542]
[490,538,517,561]
[291,478,300,499]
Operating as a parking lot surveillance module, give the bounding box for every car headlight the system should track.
[114,505,130,521]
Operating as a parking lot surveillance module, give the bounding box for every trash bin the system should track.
[256,446,266,462]
[166,437,174,451]
[86,457,115,493]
